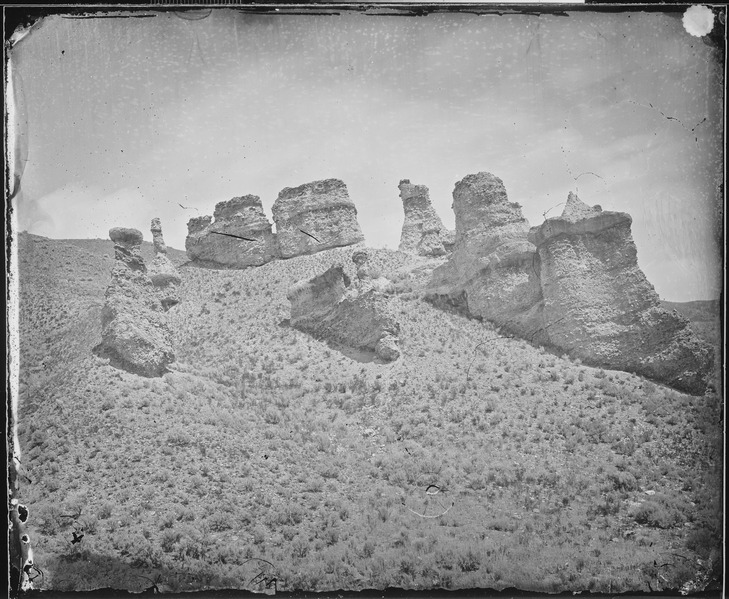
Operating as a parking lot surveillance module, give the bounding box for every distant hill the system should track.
[10,233,723,594]
[662,299,721,320]
[661,300,722,349]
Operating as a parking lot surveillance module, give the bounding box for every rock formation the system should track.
[397,179,454,256]
[148,218,181,309]
[97,227,174,377]
[288,256,400,361]
[272,179,365,258]
[426,174,713,394]
[185,195,278,268]
[528,192,712,394]
[426,172,544,340]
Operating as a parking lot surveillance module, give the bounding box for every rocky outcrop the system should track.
[397,180,454,256]
[185,196,278,268]
[97,227,174,377]
[148,218,181,309]
[288,256,400,361]
[289,265,351,325]
[528,193,712,394]
[186,182,365,266]
[425,175,713,393]
[272,179,364,258]
[426,172,544,340]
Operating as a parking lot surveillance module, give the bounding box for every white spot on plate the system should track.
[683,5,714,37]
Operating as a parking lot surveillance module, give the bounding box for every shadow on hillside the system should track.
[178,259,232,270]
[279,319,380,364]
[329,342,379,364]
[178,259,259,271]
[91,344,170,379]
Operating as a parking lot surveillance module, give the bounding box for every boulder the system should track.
[528,192,713,394]
[110,227,143,246]
[185,195,278,268]
[272,179,365,258]
[97,228,174,376]
[288,258,400,362]
[148,218,181,309]
[375,334,401,361]
[426,172,544,340]
[397,179,453,256]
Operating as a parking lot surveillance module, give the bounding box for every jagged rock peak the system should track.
[561,192,601,222]
[185,195,278,268]
[528,193,631,248]
[397,179,452,256]
[272,179,365,259]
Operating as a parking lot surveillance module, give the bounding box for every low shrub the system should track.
[631,496,685,529]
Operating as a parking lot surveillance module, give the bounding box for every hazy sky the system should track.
[8,8,724,301]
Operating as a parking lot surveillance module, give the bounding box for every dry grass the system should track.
[13,232,723,593]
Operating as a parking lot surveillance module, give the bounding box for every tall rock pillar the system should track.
[149,218,181,310]
[97,227,175,376]
[397,179,453,256]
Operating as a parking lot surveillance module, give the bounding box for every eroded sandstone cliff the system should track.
[272,179,364,258]
[426,176,713,394]
[97,227,174,376]
[528,193,712,394]
[185,195,278,268]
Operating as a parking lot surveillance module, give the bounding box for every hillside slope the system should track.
[12,233,724,594]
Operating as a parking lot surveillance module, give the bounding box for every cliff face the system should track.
[528,193,713,394]
[397,180,453,257]
[185,195,278,268]
[427,172,544,340]
[97,228,174,377]
[288,254,400,361]
[272,179,365,259]
[426,176,713,393]
[186,181,365,265]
